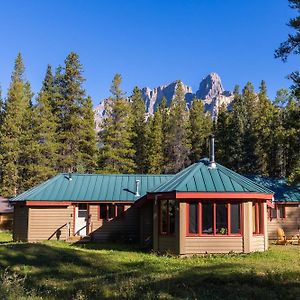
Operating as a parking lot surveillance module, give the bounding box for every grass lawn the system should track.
[0,232,299,299]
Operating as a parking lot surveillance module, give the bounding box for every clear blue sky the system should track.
[0,0,297,105]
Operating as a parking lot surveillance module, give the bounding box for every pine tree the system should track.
[0,53,32,196]
[55,52,97,173]
[146,108,164,173]
[131,86,147,173]
[79,96,97,172]
[99,74,136,173]
[254,81,275,175]
[189,98,212,163]
[164,81,190,173]
[20,66,59,189]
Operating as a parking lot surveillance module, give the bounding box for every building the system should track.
[11,154,276,254]
[247,175,300,240]
[0,196,13,230]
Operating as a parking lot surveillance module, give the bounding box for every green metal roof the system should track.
[12,173,173,202]
[151,158,274,194]
[246,175,300,203]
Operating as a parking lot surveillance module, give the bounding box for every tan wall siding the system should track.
[268,205,300,239]
[251,235,265,252]
[89,204,139,242]
[28,206,73,241]
[185,236,243,254]
[13,205,28,241]
[158,236,177,253]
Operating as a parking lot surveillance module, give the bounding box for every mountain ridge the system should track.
[94,72,233,132]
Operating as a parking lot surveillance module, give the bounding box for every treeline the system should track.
[0,53,299,197]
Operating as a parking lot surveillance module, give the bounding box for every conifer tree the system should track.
[189,98,212,163]
[20,66,59,189]
[79,96,98,172]
[131,86,147,173]
[254,81,276,175]
[146,107,164,173]
[164,81,190,173]
[0,53,32,196]
[55,52,97,172]
[99,74,136,173]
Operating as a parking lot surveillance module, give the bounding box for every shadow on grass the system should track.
[72,240,145,252]
[0,242,299,299]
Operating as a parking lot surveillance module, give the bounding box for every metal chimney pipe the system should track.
[135,179,140,197]
[209,135,216,169]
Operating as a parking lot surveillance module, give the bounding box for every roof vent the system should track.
[209,135,216,169]
[135,179,140,197]
[68,173,72,181]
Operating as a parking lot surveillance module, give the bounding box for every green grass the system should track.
[0,232,299,299]
[0,231,12,243]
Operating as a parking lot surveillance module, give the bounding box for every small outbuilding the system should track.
[0,196,13,230]
[139,158,274,255]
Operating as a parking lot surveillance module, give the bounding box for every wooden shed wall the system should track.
[89,204,139,242]
[28,206,73,242]
[268,205,300,239]
[13,204,28,242]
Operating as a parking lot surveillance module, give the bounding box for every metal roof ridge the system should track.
[217,164,274,194]
[60,173,173,177]
[177,162,206,190]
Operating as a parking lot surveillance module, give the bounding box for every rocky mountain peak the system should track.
[196,72,224,100]
[94,73,234,131]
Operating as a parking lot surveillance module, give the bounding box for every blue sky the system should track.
[0,0,297,105]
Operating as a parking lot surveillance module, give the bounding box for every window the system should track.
[189,202,198,234]
[116,204,125,216]
[269,205,285,220]
[187,201,241,236]
[159,200,176,235]
[216,203,228,234]
[230,203,241,234]
[202,202,213,234]
[99,204,125,220]
[253,202,264,234]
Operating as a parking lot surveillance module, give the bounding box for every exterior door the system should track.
[75,204,88,236]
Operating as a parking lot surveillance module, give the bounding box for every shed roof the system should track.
[151,158,273,194]
[246,175,300,203]
[12,174,173,202]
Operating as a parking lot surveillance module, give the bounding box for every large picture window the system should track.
[159,200,176,235]
[187,201,242,236]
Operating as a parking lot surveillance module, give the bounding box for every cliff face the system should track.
[94,72,233,131]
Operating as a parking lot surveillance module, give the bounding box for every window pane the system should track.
[271,207,277,219]
[230,203,240,234]
[189,202,198,234]
[100,205,107,219]
[160,200,168,234]
[278,205,284,218]
[202,202,213,234]
[108,204,115,219]
[258,203,263,233]
[216,203,228,234]
[252,204,256,234]
[117,205,125,216]
[169,200,176,234]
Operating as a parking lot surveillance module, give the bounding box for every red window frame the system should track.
[98,204,125,220]
[186,201,243,237]
[268,205,286,220]
[252,202,264,235]
[159,200,176,236]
